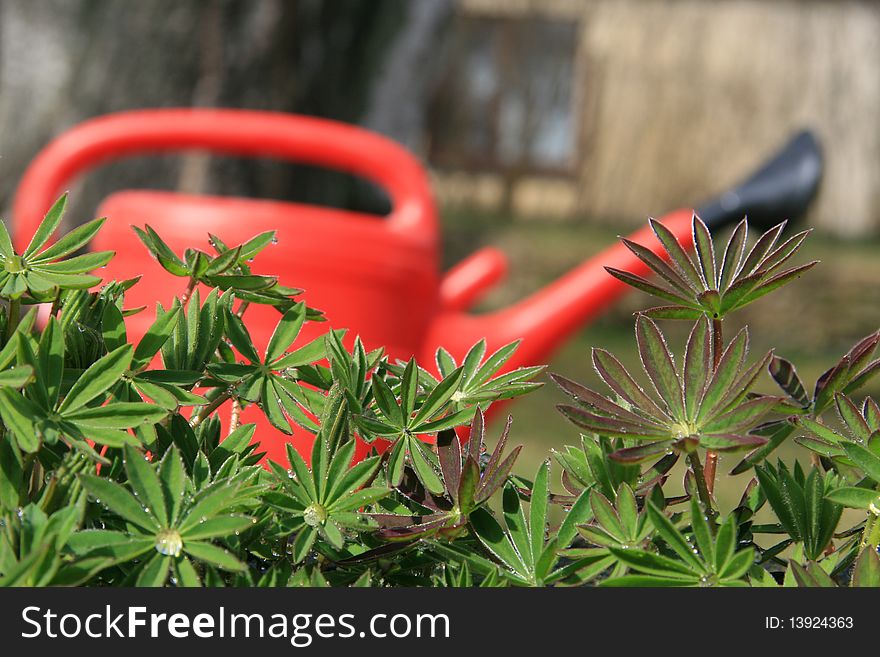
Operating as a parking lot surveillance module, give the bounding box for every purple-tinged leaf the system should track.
[702,396,778,434]
[483,415,512,480]
[718,218,748,291]
[557,405,670,440]
[551,373,666,426]
[671,436,699,454]
[636,315,685,421]
[846,331,880,373]
[592,348,670,422]
[731,261,817,311]
[396,466,451,512]
[715,351,774,415]
[476,446,521,504]
[692,215,716,288]
[589,491,625,540]
[697,326,749,422]
[604,267,692,306]
[754,229,811,278]
[814,355,851,414]
[466,408,485,462]
[844,359,880,397]
[864,398,880,433]
[683,317,711,421]
[835,394,871,443]
[618,237,696,296]
[642,305,704,320]
[561,469,583,496]
[648,218,704,291]
[608,441,671,464]
[699,433,768,452]
[719,271,762,314]
[739,221,787,277]
[769,355,809,407]
[458,457,481,511]
[378,515,449,541]
[436,428,462,501]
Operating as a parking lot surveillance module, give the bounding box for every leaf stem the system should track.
[704,317,724,495]
[688,452,717,534]
[180,278,197,306]
[862,513,880,551]
[190,388,234,428]
[229,397,242,433]
[6,297,20,337]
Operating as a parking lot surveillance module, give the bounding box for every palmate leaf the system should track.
[773,333,880,416]
[468,462,592,587]
[754,461,842,561]
[606,214,816,320]
[795,392,880,464]
[373,410,523,540]
[76,446,255,585]
[554,315,774,459]
[601,498,753,587]
[265,442,387,562]
[0,194,112,301]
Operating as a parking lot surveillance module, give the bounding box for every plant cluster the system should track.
[1,200,879,587]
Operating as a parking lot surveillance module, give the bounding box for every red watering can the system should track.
[12,109,822,464]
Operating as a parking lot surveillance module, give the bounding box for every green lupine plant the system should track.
[2,194,880,588]
[354,359,475,493]
[0,194,113,306]
[0,318,168,457]
[76,445,257,586]
[264,441,388,563]
[554,314,776,514]
[370,410,522,540]
[601,498,755,587]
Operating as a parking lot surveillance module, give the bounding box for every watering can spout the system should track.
[426,128,823,373]
[425,209,695,370]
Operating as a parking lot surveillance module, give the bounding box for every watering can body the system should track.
[12,110,823,465]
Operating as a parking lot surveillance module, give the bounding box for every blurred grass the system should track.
[440,207,880,515]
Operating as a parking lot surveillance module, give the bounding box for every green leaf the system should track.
[0,365,34,389]
[469,507,526,577]
[646,502,703,571]
[408,439,444,495]
[32,217,106,263]
[184,541,246,572]
[842,442,880,483]
[24,193,67,258]
[608,547,697,579]
[80,475,159,532]
[123,445,168,527]
[825,487,880,510]
[265,302,306,363]
[183,515,255,541]
[412,367,464,426]
[66,403,168,428]
[58,344,133,414]
[529,461,550,562]
[852,547,880,587]
[136,552,170,587]
[0,388,39,452]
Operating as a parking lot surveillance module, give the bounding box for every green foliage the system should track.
[1,198,879,587]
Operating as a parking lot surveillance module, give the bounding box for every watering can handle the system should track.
[12,109,437,250]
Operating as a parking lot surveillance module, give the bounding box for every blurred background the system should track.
[1,0,879,507]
